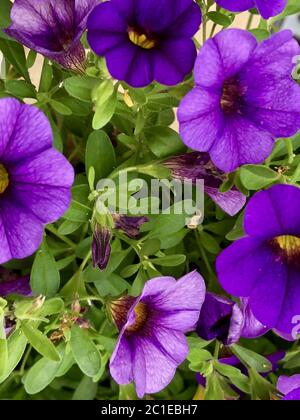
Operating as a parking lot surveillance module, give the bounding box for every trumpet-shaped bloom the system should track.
[87,0,201,87]
[0,98,74,264]
[109,271,205,398]
[178,29,300,172]
[5,0,97,70]
[217,184,300,336]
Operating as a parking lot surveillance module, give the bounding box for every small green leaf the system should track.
[143,126,185,158]
[0,329,27,383]
[21,322,61,362]
[239,165,279,190]
[70,325,101,377]
[0,339,8,378]
[30,241,60,297]
[64,75,99,102]
[92,87,117,130]
[231,344,272,373]
[85,130,116,183]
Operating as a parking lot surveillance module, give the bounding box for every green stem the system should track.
[214,341,221,359]
[18,345,32,376]
[209,22,217,39]
[285,138,295,164]
[195,231,214,277]
[79,250,92,272]
[246,13,254,30]
[46,225,76,249]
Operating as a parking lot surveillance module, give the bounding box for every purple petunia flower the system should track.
[178,29,300,172]
[215,0,287,19]
[0,98,74,264]
[109,271,206,398]
[277,375,300,400]
[216,184,300,337]
[5,0,97,71]
[87,0,201,87]
[163,152,246,216]
[196,293,268,345]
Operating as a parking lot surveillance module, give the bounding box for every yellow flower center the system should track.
[271,235,300,262]
[0,164,9,194]
[126,302,148,333]
[128,30,156,49]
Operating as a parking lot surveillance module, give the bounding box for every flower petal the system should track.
[244,185,300,239]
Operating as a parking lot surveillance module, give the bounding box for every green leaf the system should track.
[72,376,98,400]
[150,254,186,267]
[143,126,185,158]
[215,362,250,394]
[0,339,8,378]
[24,344,66,394]
[239,165,279,190]
[50,99,72,116]
[231,344,272,373]
[206,11,232,27]
[92,86,117,130]
[85,130,116,183]
[38,59,53,93]
[0,38,30,82]
[249,368,276,400]
[63,185,92,223]
[64,75,99,102]
[21,322,61,362]
[5,79,36,98]
[30,242,60,297]
[0,0,12,39]
[198,231,221,254]
[70,325,101,377]
[0,329,27,383]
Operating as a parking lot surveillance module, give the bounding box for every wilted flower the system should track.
[216,0,287,19]
[0,98,74,264]
[5,0,97,71]
[109,271,206,398]
[92,215,148,270]
[92,225,112,271]
[112,214,148,239]
[277,375,300,400]
[87,0,201,87]
[178,29,300,172]
[217,184,300,337]
[196,293,268,345]
[163,152,246,216]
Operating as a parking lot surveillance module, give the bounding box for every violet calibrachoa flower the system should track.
[163,152,246,216]
[5,0,97,71]
[216,0,287,19]
[0,98,74,264]
[217,184,300,336]
[196,294,268,345]
[178,29,300,172]
[277,375,300,400]
[87,0,202,87]
[109,271,205,398]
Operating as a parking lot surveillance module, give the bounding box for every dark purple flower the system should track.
[0,98,74,264]
[92,224,112,271]
[109,271,206,398]
[217,184,300,337]
[240,298,270,339]
[216,0,287,19]
[277,375,300,400]
[5,0,97,71]
[87,0,201,87]
[196,292,243,345]
[112,214,148,239]
[196,294,268,345]
[163,152,246,216]
[0,275,31,297]
[178,29,300,172]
